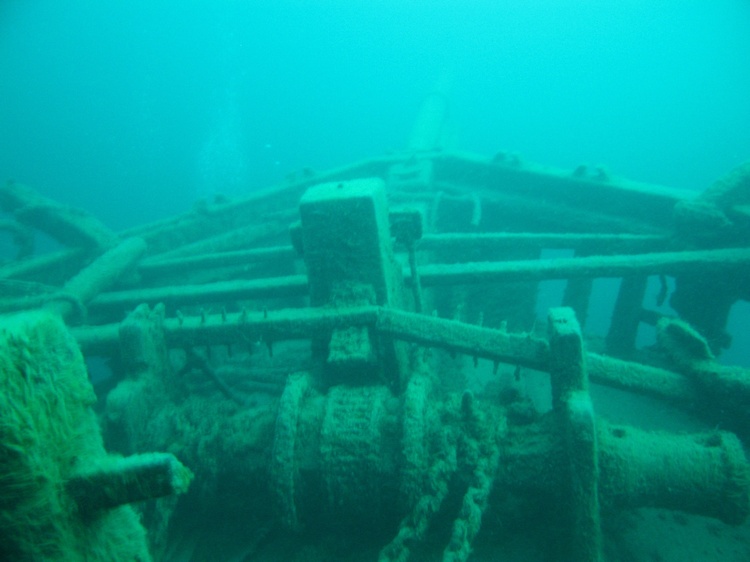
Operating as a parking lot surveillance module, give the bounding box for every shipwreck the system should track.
[1,94,749,561]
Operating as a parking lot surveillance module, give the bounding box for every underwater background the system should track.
[1,0,749,227]
[2,0,749,365]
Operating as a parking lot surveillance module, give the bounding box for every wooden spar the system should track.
[413,248,750,286]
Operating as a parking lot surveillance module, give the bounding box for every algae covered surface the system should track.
[0,311,151,562]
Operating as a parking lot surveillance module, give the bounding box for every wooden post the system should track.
[548,307,603,562]
[299,178,406,387]
[606,275,647,358]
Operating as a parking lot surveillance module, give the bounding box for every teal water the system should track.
[1,1,748,229]
[1,4,750,561]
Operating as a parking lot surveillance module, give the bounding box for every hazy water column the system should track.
[195,84,250,201]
